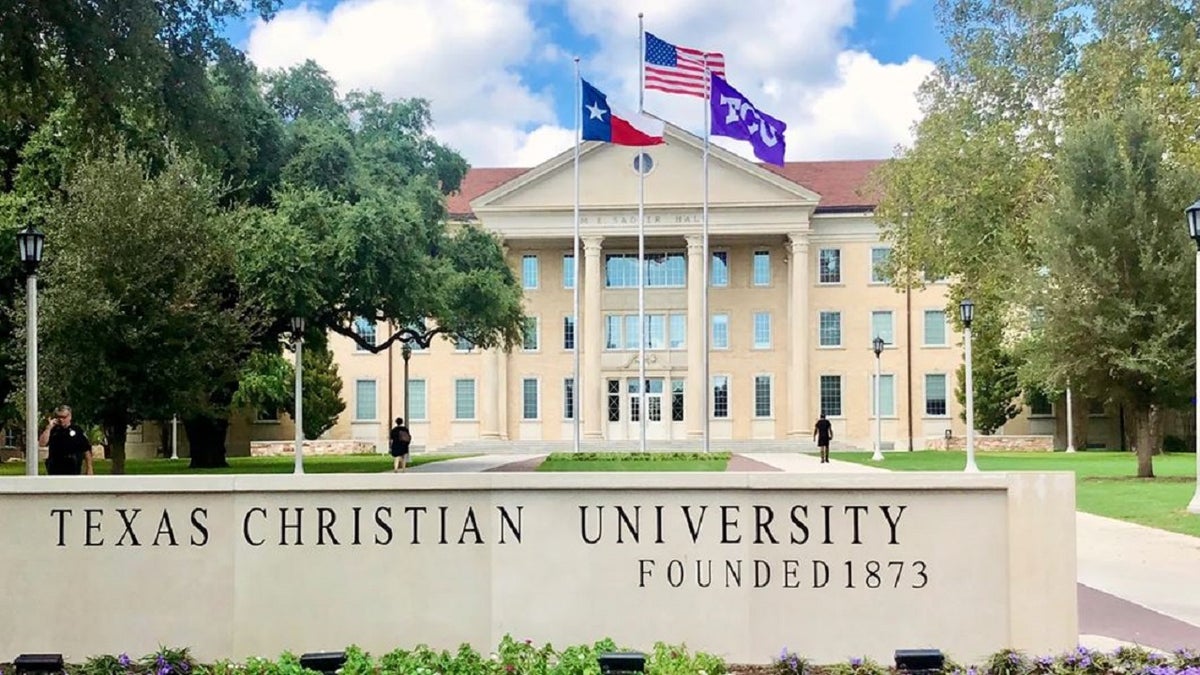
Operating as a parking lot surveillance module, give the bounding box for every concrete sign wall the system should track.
[0,472,1077,665]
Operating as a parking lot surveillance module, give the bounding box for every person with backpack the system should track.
[389,417,412,472]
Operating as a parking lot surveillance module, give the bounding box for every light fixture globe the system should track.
[1186,198,1200,248]
[16,226,44,275]
[959,298,975,328]
[872,336,885,356]
[290,316,305,335]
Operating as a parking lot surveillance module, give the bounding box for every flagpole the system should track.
[702,59,711,454]
[637,12,647,453]
[573,56,582,454]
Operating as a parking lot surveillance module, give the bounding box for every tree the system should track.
[232,343,345,440]
[40,149,254,473]
[1023,107,1195,477]
[956,347,1022,435]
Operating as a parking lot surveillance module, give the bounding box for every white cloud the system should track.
[244,0,935,167]
[889,0,914,18]
[245,0,563,166]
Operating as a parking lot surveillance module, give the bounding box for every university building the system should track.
[316,125,1066,453]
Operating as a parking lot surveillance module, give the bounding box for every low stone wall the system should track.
[250,439,377,457]
[937,435,1055,452]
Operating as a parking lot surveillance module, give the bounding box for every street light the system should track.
[1184,198,1200,513]
[291,316,305,475]
[959,298,979,472]
[401,343,412,423]
[17,226,44,477]
[872,336,885,461]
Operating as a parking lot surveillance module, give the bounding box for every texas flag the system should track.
[581,79,665,146]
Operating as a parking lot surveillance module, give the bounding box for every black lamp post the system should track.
[291,316,305,475]
[1185,199,1200,513]
[959,298,978,472]
[401,343,412,424]
[872,336,885,461]
[17,226,44,476]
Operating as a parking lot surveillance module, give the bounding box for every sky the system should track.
[230,0,948,168]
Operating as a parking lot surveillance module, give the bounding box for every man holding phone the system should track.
[38,405,94,476]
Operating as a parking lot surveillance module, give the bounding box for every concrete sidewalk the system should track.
[406,454,546,473]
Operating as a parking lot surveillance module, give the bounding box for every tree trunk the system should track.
[1132,407,1155,478]
[105,424,128,475]
[1070,398,1089,450]
[185,416,230,469]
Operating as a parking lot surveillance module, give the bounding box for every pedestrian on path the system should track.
[389,417,411,472]
[813,414,833,464]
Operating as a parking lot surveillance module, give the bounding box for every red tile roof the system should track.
[445,159,885,218]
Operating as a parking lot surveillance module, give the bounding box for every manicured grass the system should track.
[537,451,731,472]
[0,453,470,476]
[837,450,1200,538]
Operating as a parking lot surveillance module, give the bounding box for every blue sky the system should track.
[231,0,947,166]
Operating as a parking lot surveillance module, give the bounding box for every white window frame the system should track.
[712,374,731,419]
[870,373,896,419]
[563,377,576,420]
[818,310,842,348]
[923,309,948,347]
[354,379,377,421]
[870,246,891,284]
[712,313,730,350]
[523,316,540,352]
[818,248,842,284]
[563,253,575,289]
[407,379,428,421]
[522,377,539,421]
[753,312,772,349]
[563,315,576,351]
[753,374,773,419]
[454,378,477,420]
[353,317,376,352]
[522,254,539,290]
[924,373,949,418]
[668,313,686,350]
[711,251,729,287]
[819,374,843,418]
[870,310,895,346]
[752,250,771,286]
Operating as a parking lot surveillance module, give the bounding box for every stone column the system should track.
[497,347,509,440]
[480,347,501,439]
[788,232,811,437]
[685,234,705,439]
[583,235,605,439]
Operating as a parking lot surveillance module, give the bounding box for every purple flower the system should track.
[118,654,132,668]
[850,657,862,667]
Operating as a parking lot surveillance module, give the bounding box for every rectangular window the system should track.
[563,316,576,350]
[925,374,947,417]
[563,378,575,420]
[623,315,640,350]
[404,321,427,351]
[353,317,376,352]
[646,314,666,349]
[871,310,894,346]
[354,380,377,421]
[522,255,539,289]
[819,311,841,347]
[712,314,729,349]
[605,253,686,287]
[712,375,730,418]
[563,254,575,289]
[522,378,539,420]
[753,250,770,286]
[455,379,476,420]
[1029,391,1053,417]
[668,313,686,350]
[819,248,841,284]
[671,379,684,422]
[456,336,473,351]
[523,317,539,351]
[407,379,427,421]
[605,315,621,350]
[628,378,640,422]
[871,374,896,417]
[753,312,771,349]
[820,375,842,417]
[711,251,728,287]
[647,378,664,422]
[754,375,772,418]
[607,379,620,422]
[871,247,891,283]
[924,310,947,346]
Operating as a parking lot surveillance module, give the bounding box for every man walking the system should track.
[389,417,411,472]
[813,413,833,464]
[39,405,94,476]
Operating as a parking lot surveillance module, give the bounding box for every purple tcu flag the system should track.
[709,74,787,166]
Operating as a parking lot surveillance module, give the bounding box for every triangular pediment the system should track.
[470,123,820,215]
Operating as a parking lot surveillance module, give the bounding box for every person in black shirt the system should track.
[813,414,833,464]
[389,417,411,472]
[38,405,94,476]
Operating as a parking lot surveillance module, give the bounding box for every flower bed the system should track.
[5,641,1199,675]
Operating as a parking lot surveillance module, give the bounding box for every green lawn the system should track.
[838,450,1200,538]
[0,453,469,476]
[537,451,731,472]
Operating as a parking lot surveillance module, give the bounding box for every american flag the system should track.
[643,32,726,98]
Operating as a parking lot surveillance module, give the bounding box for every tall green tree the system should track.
[1023,108,1195,477]
[40,149,254,473]
[232,344,346,440]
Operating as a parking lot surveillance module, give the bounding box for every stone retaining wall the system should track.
[937,435,1055,452]
[249,439,377,457]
